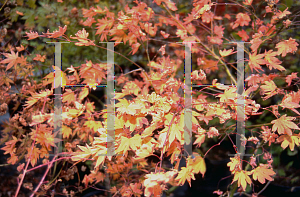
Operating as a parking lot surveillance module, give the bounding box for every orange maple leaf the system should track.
[219,48,235,57]
[25,31,39,40]
[271,114,300,136]
[62,125,72,139]
[249,53,265,72]
[70,28,95,46]
[237,30,249,41]
[62,89,76,105]
[264,50,285,71]
[0,50,20,71]
[42,25,67,38]
[286,72,298,86]
[232,13,251,29]
[227,156,242,173]
[280,93,300,115]
[275,38,298,57]
[33,54,46,62]
[245,74,262,86]
[251,164,275,184]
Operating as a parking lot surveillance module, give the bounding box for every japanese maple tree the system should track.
[1,0,300,197]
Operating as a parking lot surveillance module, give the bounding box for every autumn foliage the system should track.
[1,0,300,196]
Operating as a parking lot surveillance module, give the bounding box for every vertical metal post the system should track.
[184,42,193,156]
[106,42,115,156]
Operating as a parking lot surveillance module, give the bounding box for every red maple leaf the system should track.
[237,30,249,41]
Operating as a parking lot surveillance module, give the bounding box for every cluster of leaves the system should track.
[1,0,300,196]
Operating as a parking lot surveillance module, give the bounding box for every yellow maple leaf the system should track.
[277,134,300,151]
[187,154,206,177]
[232,170,252,191]
[175,166,195,187]
[271,115,300,136]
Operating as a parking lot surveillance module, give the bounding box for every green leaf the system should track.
[27,0,37,9]
[285,0,293,8]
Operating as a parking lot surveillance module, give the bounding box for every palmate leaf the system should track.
[0,51,19,71]
[232,170,252,191]
[271,115,300,136]
[251,164,275,184]
[175,166,195,187]
[277,134,300,151]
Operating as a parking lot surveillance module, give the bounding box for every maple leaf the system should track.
[264,50,285,71]
[62,125,72,139]
[271,115,300,136]
[218,87,237,103]
[0,50,19,71]
[16,45,25,52]
[70,28,95,46]
[164,0,178,11]
[129,42,141,55]
[214,25,224,38]
[277,134,300,151]
[163,113,184,144]
[219,48,235,57]
[176,29,187,40]
[260,80,277,99]
[62,89,76,105]
[43,67,68,90]
[227,156,242,173]
[33,54,46,62]
[175,166,195,187]
[237,30,249,42]
[42,25,67,38]
[25,31,39,40]
[286,72,298,86]
[24,89,52,109]
[207,36,223,45]
[280,93,300,115]
[232,170,252,191]
[82,17,96,27]
[115,135,142,156]
[78,87,89,101]
[232,13,251,29]
[276,38,298,57]
[245,74,262,86]
[251,164,275,184]
[187,154,206,177]
[249,53,265,72]
[95,17,114,41]
[250,37,263,53]
[73,145,93,161]
[194,128,206,147]
[30,113,53,126]
[26,146,40,167]
[274,8,291,20]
